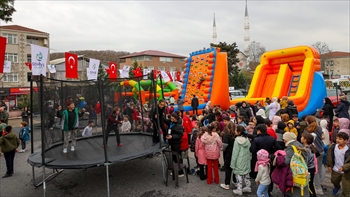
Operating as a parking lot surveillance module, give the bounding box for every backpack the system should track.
[290,145,310,196]
[203,119,209,127]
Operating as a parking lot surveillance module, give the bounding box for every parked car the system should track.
[327,89,345,107]
[229,90,245,100]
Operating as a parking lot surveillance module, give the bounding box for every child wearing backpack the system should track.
[301,132,317,197]
[255,149,271,197]
[231,125,252,195]
[326,132,350,196]
[283,132,310,197]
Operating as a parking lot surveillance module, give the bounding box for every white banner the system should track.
[47,64,56,73]
[143,68,149,80]
[161,71,170,82]
[120,65,130,78]
[171,71,176,82]
[31,44,48,76]
[180,71,184,81]
[87,58,100,80]
[3,61,11,73]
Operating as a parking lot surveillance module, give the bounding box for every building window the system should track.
[160,57,173,62]
[27,37,39,45]
[326,60,334,67]
[5,53,18,63]
[3,73,18,82]
[27,55,31,63]
[119,59,126,63]
[170,67,176,71]
[3,33,17,44]
[131,56,153,62]
[158,67,165,71]
[180,58,186,63]
[147,66,154,70]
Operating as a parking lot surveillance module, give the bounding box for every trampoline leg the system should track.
[162,152,166,183]
[105,163,111,197]
[43,165,46,197]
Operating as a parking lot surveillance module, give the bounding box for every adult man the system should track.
[0,107,9,125]
[177,97,185,118]
[191,95,199,116]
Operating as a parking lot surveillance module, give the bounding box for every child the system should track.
[264,119,277,139]
[301,132,317,197]
[281,114,289,124]
[255,149,271,197]
[135,124,143,132]
[299,115,308,133]
[191,114,198,132]
[82,120,94,137]
[238,116,247,128]
[18,122,30,153]
[275,121,286,150]
[230,113,236,124]
[256,103,266,119]
[191,121,202,168]
[0,126,20,178]
[183,111,192,145]
[330,119,340,143]
[292,114,301,141]
[220,122,236,190]
[271,115,281,131]
[122,115,131,132]
[231,125,252,195]
[132,108,141,130]
[246,117,256,135]
[320,119,330,146]
[326,132,350,196]
[195,126,207,180]
[280,96,288,110]
[284,120,298,137]
[169,103,175,114]
[219,114,227,132]
[201,124,222,184]
[338,118,350,147]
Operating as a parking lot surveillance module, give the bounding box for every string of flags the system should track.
[0,36,185,82]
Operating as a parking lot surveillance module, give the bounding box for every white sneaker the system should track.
[71,146,75,151]
[315,189,324,195]
[19,150,25,153]
[233,189,242,195]
[220,184,230,190]
[63,148,67,153]
[178,174,184,177]
[242,187,252,193]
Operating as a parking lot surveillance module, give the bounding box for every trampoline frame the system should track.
[28,73,165,197]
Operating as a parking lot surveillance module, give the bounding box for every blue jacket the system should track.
[335,100,350,119]
[19,126,30,142]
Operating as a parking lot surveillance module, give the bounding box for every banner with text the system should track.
[31,44,48,76]
[87,58,100,80]
[3,61,11,73]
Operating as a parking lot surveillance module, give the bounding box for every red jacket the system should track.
[180,132,189,150]
[183,116,192,134]
[267,128,277,139]
[94,103,101,114]
[132,109,140,121]
[107,113,121,126]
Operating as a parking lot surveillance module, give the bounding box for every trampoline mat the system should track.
[28,133,163,169]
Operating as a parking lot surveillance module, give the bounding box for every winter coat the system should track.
[304,126,324,154]
[282,100,298,119]
[320,119,330,146]
[121,121,131,132]
[284,140,307,166]
[231,136,252,175]
[335,100,350,119]
[207,112,216,124]
[168,119,184,145]
[19,127,30,142]
[94,103,101,114]
[331,126,340,144]
[182,116,192,134]
[0,110,9,125]
[229,105,236,114]
[191,129,199,152]
[250,133,281,155]
[256,108,266,119]
[107,113,121,126]
[201,132,222,160]
[326,143,350,180]
[280,100,288,110]
[268,102,280,120]
[177,98,185,111]
[322,98,334,119]
[195,137,207,165]
[132,109,140,121]
[223,133,234,160]
[272,115,281,131]
[191,97,199,108]
[219,121,226,132]
[265,105,270,120]
[304,145,315,169]
[267,128,278,139]
[284,120,298,137]
[246,124,255,135]
[299,121,307,136]
[338,118,350,147]
[21,111,30,123]
[180,131,189,150]
[272,155,293,196]
[239,102,252,124]
[276,121,286,142]
[0,132,20,153]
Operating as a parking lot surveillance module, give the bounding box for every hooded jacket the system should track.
[19,126,30,142]
[239,101,252,124]
[180,131,189,150]
[320,119,330,146]
[284,120,298,137]
[195,137,207,165]
[168,119,184,145]
[335,100,350,119]
[282,100,298,119]
[230,136,252,175]
[201,131,222,160]
[272,155,294,196]
[182,116,192,134]
[0,132,20,153]
[339,118,350,147]
[256,108,266,119]
[322,97,334,118]
[229,105,236,113]
[177,98,185,111]
[272,115,282,131]
[276,121,286,142]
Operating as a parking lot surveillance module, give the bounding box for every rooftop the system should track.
[0,25,48,34]
[320,51,350,58]
[119,50,186,59]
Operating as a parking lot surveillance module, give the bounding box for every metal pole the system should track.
[152,73,162,148]
[40,75,46,197]
[105,163,110,197]
[60,81,64,139]
[42,166,46,197]
[138,78,144,131]
[30,77,36,187]
[99,78,107,161]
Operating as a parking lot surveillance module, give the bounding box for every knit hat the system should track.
[255,149,269,172]
[283,132,297,142]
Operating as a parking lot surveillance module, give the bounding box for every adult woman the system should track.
[268,97,280,120]
[165,113,184,175]
[21,107,30,124]
[304,116,324,194]
[152,99,167,144]
[239,101,252,125]
[322,97,334,131]
[335,96,350,119]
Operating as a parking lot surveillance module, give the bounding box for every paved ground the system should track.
[0,118,346,197]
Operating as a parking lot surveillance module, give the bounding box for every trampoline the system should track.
[28,133,164,169]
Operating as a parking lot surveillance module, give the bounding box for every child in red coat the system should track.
[183,111,193,146]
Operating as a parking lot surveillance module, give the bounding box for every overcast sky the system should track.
[2,0,349,56]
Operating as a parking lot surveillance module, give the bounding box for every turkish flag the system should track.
[133,67,142,79]
[0,36,6,73]
[157,71,163,79]
[25,62,32,70]
[108,62,117,81]
[166,71,173,81]
[176,71,181,81]
[153,70,157,80]
[65,53,78,78]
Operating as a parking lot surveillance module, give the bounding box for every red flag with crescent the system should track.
[107,62,117,81]
[157,71,163,79]
[65,53,78,78]
[25,62,32,70]
[133,67,142,79]
[166,71,173,81]
[176,71,181,81]
[0,36,6,73]
[152,70,157,80]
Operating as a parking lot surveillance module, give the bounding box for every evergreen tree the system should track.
[230,66,241,88]
[98,63,108,79]
[129,60,143,78]
[209,42,240,75]
[0,0,16,23]
[238,71,248,89]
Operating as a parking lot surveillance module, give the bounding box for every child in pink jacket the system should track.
[195,127,208,180]
[201,124,223,184]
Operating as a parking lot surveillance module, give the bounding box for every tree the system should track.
[129,60,143,78]
[0,0,16,23]
[210,42,240,75]
[238,72,248,89]
[247,41,266,71]
[229,66,241,87]
[311,41,332,56]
